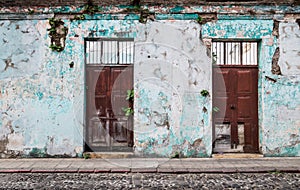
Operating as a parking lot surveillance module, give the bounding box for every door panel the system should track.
[237,70,253,92]
[95,67,109,117]
[236,68,258,152]
[213,68,233,122]
[111,67,132,116]
[237,97,251,118]
[213,66,258,153]
[85,66,133,152]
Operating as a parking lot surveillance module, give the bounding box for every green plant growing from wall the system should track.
[195,14,217,25]
[122,107,134,116]
[124,5,155,24]
[126,89,134,101]
[83,153,91,159]
[82,0,102,15]
[200,89,209,97]
[47,17,68,52]
[49,44,63,52]
[27,9,35,15]
[171,151,180,159]
[123,89,134,116]
[196,15,203,24]
[71,14,86,21]
[139,8,155,24]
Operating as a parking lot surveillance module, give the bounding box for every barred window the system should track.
[212,41,258,65]
[85,38,134,65]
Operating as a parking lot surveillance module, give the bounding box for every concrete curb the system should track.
[0,167,299,174]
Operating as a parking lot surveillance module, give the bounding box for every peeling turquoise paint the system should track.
[169,6,185,13]
[156,14,198,20]
[134,20,211,157]
[0,5,299,158]
[34,92,44,100]
[202,19,273,39]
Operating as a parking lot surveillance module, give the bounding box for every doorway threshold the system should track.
[84,152,134,159]
[212,153,263,159]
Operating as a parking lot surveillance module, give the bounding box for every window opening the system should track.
[85,38,134,65]
[212,41,258,65]
[214,123,231,152]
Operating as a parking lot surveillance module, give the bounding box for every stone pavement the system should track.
[0,156,299,173]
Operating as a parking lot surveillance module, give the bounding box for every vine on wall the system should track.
[48,17,68,52]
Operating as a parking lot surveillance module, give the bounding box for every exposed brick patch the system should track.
[296,18,300,28]
[197,13,217,25]
[272,20,279,38]
[271,47,282,75]
[292,0,300,6]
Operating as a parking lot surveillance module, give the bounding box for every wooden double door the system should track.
[85,65,133,152]
[213,66,259,153]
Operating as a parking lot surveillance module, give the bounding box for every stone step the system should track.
[212,153,263,159]
[83,152,135,159]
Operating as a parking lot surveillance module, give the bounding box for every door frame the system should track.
[83,37,135,152]
[211,40,261,154]
[84,64,134,152]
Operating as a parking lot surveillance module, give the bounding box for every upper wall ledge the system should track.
[0,0,299,7]
[0,5,300,15]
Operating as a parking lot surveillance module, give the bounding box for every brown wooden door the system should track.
[213,66,258,153]
[85,65,133,152]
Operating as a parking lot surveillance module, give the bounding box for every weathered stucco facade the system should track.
[0,2,299,158]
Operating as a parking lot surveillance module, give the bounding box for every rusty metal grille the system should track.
[212,41,258,65]
[85,38,134,65]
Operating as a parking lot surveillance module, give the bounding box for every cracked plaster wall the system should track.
[0,19,85,157]
[278,22,300,75]
[263,20,300,156]
[0,5,299,158]
[0,16,212,157]
[134,21,212,157]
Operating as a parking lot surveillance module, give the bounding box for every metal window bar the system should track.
[212,41,258,66]
[85,39,134,65]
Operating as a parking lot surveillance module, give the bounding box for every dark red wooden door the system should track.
[213,66,258,153]
[85,66,133,152]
